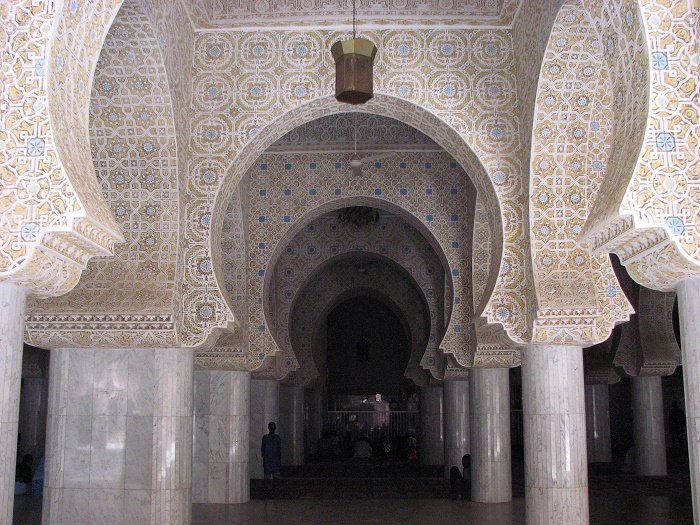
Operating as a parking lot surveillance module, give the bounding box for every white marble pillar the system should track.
[443,379,470,478]
[279,385,304,466]
[522,345,588,525]
[470,368,512,502]
[585,384,612,463]
[678,278,700,525]
[631,375,667,476]
[0,284,27,525]
[420,386,444,465]
[43,348,194,525]
[193,370,250,504]
[249,379,279,478]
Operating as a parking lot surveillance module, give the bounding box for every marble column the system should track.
[470,368,512,503]
[193,370,250,504]
[631,375,667,476]
[249,379,279,478]
[43,348,194,525]
[443,379,470,478]
[678,278,700,525]
[420,386,444,465]
[522,345,588,525]
[585,384,612,463]
[0,284,27,525]
[279,385,304,466]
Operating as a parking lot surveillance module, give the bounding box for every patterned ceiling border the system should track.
[180,0,522,29]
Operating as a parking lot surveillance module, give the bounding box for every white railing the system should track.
[326,410,419,446]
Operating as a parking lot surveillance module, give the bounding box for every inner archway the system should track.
[327,295,413,398]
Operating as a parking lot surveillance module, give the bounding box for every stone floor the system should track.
[14,495,694,524]
[13,457,694,524]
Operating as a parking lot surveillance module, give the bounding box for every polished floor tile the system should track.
[192,495,694,525]
[14,493,694,524]
[193,499,525,525]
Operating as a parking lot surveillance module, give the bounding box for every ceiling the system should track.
[187,0,519,28]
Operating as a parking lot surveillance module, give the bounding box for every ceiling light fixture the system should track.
[331,0,378,105]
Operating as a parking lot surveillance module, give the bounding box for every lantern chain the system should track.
[352,0,357,38]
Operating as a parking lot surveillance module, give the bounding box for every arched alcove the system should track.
[327,295,413,397]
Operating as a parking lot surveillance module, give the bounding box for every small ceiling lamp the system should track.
[331,0,378,105]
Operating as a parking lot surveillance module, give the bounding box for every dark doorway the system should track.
[326,295,412,398]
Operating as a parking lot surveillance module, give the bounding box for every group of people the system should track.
[316,429,418,460]
[263,420,473,503]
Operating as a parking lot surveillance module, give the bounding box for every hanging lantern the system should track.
[331,0,377,105]
[331,37,378,105]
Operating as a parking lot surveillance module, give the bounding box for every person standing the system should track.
[262,421,282,479]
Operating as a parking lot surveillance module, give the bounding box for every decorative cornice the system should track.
[25,329,178,350]
[195,355,248,371]
[472,347,521,368]
[185,0,519,29]
[584,215,671,265]
[582,216,700,291]
[443,354,470,379]
[637,363,679,377]
[1,218,123,298]
[584,369,620,385]
[470,319,521,368]
[26,313,174,331]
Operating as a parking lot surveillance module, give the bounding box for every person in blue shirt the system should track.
[262,422,282,479]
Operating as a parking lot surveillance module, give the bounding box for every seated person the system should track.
[15,454,33,495]
[354,435,372,458]
[318,431,338,458]
[449,466,463,500]
[461,454,471,500]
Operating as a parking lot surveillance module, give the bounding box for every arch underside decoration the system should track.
[280,258,433,387]
[259,212,449,383]
[1,1,124,297]
[582,0,700,290]
[25,0,182,348]
[244,153,477,371]
[529,1,634,346]
[5,1,698,366]
[198,27,524,364]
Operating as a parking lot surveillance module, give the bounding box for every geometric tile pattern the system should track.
[622,0,700,286]
[28,0,179,320]
[266,213,447,384]
[196,28,523,360]
[582,0,700,289]
[0,1,123,296]
[3,1,698,370]
[242,149,476,370]
[529,2,633,345]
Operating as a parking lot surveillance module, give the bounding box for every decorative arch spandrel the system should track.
[1,1,125,297]
[582,0,700,290]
